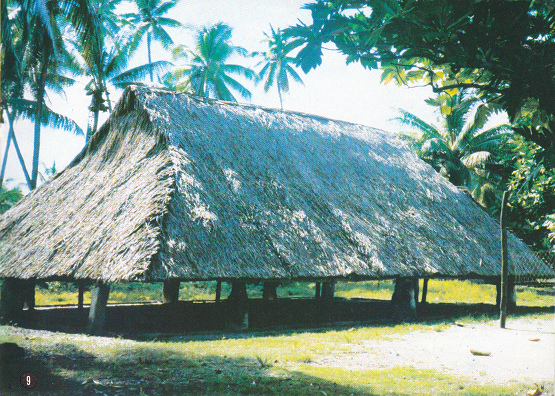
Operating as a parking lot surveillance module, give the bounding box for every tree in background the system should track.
[256,26,304,109]
[164,23,256,101]
[396,91,513,207]
[0,183,23,215]
[286,0,554,251]
[1,0,93,190]
[71,1,171,141]
[507,136,555,251]
[93,0,127,39]
[285,0,555,163]
[123,0,182,82]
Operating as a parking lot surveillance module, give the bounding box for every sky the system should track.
[1,0,443,192]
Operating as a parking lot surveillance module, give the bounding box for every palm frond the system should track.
[464,125,513,153]
[171,44,188,60]
[14,99,83,135]
[111,61,173,86]
[157,16,182,28]
[221,74,252,100]
[152,26,174,49]
[395,109,443,140]
[154,1,180,16]
[285,64,304,84]
[212,78,236,102]
[462,151,493,169]
[222,64,257,79]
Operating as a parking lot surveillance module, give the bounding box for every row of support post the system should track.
[1,277,516,333]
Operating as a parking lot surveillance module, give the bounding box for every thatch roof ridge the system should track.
[127,85,384,130]
[0,85,553,282]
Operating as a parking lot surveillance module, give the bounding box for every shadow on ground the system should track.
[9,298,555,340]
[0,341,381,396]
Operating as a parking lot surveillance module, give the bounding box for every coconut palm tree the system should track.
[123,0,182,82]
[396,91,513,205]
[3,0,101,189]
[67,24,172,140]
[165,23,256,101]
[93,0,126,39]
[256,26,304,109]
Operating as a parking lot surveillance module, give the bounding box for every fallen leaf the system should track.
[470,349,491,356]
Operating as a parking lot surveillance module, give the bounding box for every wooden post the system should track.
[215,281,222,303]
[22,280,35,311]
[0,278,24,323]
[78,281,85,310]
[163,280,180,303]
[315,282,321,300]
[421,279,428,304]
[413,278,419,305]
[87,282,110,334]
[226,282,249,330]
[262,281,278,301]
[500,191,509,328]
[321,281,335,300]
[391,277,417,322]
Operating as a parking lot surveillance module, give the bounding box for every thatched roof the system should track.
[0,86,552,282]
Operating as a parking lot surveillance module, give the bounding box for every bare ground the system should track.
[1,316,554,394]
[312,317,555,387]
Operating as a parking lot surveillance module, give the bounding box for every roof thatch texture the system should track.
[0,86,553,282]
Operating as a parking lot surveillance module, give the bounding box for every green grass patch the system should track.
[2,316,550,395]
[298,365,526,396]
[11,278,554,308]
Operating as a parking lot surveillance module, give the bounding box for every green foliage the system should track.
[256,26,304,109]
[67,19,172,139]
[2,0,102,189]
[92,0,127,39]
[163,23,256,101]
[507,136,555,251]
[396,90,513,206]
[286,0,555,159]
[0,182,23,214]
[122,0,182,82]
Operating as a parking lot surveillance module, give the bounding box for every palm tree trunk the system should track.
[1,106,32,189]
[31,47,51,190]
[87,108,100,143]
[147,31,153,82]
[277,80,283,110]
[105,91,113,113]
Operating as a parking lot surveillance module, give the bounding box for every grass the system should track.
[23,278,554,309]
[1,277,553,395]
[1,314,552,395]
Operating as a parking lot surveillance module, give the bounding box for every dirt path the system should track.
[312,317,554,386]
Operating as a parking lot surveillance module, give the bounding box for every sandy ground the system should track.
[2,316,554,392]
[312,317,555,386]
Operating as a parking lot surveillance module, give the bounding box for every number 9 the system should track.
[27,376,31,386]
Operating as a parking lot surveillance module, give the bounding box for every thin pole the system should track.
[78,281,84,310]
[1,106,32,189]
[315,282,321,300]
[500,191,509,328]
[421,279,428,304]
[215,281,221,303]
